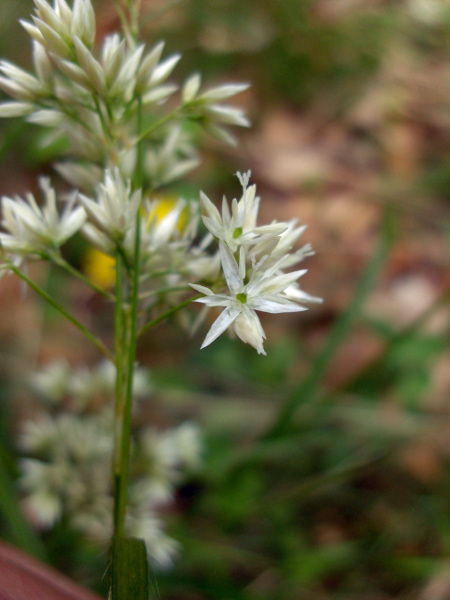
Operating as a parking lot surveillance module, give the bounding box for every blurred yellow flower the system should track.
[145,195,188,231]
[83,247,116,289]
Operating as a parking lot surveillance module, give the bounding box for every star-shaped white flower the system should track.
[190,242,307,355]
[200,171,285,252]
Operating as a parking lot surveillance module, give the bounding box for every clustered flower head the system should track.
[191,172,322,355]
[0,177,86,263]
[0,0,250,192]
[21,360,202,570]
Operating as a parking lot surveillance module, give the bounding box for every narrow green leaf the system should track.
[110,536,149,600]
[0,445,46,560]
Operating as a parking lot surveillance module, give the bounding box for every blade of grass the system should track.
[110,536,149,600]
[0,443,46,561]
[267,210,395,439]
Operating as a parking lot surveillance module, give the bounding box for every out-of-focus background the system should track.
[0,1,449,599]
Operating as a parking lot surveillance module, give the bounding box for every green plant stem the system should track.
[127,0,142,41]
[140,0,186,29]
[92,94,115,157]
[0,442,46,560]
[115,210,141,538]
[112,0,134,46]
[260,449,388,510]
[136,109,181,143]
[112,97,144,540]
[113,250,126,537]
[6,261,113,361]
[137,293,201,337]
[134,96,144,190]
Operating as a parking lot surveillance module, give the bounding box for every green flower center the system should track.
[236,292,247,304]
[232,227,243,239]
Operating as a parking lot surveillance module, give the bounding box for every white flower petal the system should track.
[189,283,214,295]
[201,306,240,349]
[199,82,249,102]
[219,241,242,294]
[250,297,307,314]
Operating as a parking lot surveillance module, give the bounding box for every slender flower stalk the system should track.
[4,258,114,361]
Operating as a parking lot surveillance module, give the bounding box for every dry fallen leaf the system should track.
[0,542,103,600]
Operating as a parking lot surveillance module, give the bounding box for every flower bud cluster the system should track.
[21,360,202,569]
[0,0,250,191]
[70,168,219,313]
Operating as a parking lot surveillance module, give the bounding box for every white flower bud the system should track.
[51,55,91,90]
[141,84,177,106]
[54,0,73,28]
[136,42,165,92]
[32,42,53,90]
[71,0,96,49]
[102,34,126,86]
[149,54,181,87]
[74,36,106,95]
[0,101,34,117]
[32,16,71,57]
[182,73,201,103]
[20,19,46,46]
[55,162,103,191]
[205,104,250,127]
[199,82,249,102]
[0,76,35,101]
[109,44,144,98]
[34,0,69,42]
[27,108,63,127]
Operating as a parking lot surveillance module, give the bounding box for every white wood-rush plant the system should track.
[0,0,321,596]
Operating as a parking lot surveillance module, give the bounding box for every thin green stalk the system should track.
[92,95,112,148]
[140,0,186,29]
[136,109,181,144]
[134,96,144,190]
[114,213,141,539]
[113,250,126,537]
[138,293,201,338]
[267,211,395,438]
[0,443,46,560]
[48,251,115,300]
[127,0,142,41]
[113,97,144,540]
[261,449,388,508]
[112,0,134,46]
[6,261,113,361]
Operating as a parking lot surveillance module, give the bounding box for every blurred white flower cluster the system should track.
[0,0,249,191]
[20,360,202,569]
[0,177,86,265]
[191,172,322,355]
